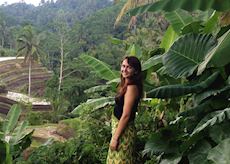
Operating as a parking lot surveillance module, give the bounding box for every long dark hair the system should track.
[117,56,143,100]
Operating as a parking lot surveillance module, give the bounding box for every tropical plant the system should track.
[0,104,33,164]
[127,0,230,163]
[17,25,46,96]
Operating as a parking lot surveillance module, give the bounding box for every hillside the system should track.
[0,57,52,114]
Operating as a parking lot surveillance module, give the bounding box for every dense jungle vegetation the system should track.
[0,0,230,163]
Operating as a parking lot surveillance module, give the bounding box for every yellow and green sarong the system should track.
[106,115,136,164]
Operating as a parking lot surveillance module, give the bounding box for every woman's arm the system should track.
[110,85,138,151]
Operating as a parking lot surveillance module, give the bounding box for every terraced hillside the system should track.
[0,57,52,114]
[0,58,52,96]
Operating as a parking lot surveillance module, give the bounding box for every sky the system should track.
[0,0,41,6]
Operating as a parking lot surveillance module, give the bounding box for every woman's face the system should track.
[121,59,135,78]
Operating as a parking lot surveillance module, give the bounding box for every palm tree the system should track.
[17,25,45,96]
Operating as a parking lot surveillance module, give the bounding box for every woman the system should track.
[107,56,143,164]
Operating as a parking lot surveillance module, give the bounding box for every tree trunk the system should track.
[58,36,64,92]
[28,59,31,96]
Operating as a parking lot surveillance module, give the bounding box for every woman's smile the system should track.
[121,59,135,78]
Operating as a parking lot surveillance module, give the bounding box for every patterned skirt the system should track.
[106,115,136,164]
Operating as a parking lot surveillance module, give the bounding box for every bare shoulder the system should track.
[126,85,138,96]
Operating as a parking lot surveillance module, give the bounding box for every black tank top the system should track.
[113,94,139,122]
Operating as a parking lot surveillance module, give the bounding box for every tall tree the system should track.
[17,25,45,96]
[52,10,70,93]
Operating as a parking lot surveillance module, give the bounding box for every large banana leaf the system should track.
[160,25,178,51]
[194,85,230,104]
[147,71,219,98]
[142,55,162,71]
[164,9,193,34]
[84,85,110,94]
[129,0,230,16]
[191,108,230,135]
[207,138,230,164]
[2,104,21,136]
[163,33,217,78]
[71,97,114,115]
[198,29,230,74]
[79,54,119,81]
[179,98,228,117]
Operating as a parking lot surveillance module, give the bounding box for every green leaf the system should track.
[84,85,110,94]
[203,11,220,34]
[198,29,230,74]
[142,55,163,71]
[147,71,219,98]
[188,140,212,164]
[160,154,182,164]
[160,25,178,51]
[11,121,32,145]
[109,37,124,45]
[195,85,230,104]
[2,104,21,136]
[164,9,193,34]
[126,44,142,57]
[181,21,203,35]
[143,126,181,156]
[179,98,228,118]
[209,122,230,144]
[192,108,230,135]
[71,97,115,115]
[129,0,230,16]
[207,138,230,164]
[78,54,119,81]
[163,33,217,78]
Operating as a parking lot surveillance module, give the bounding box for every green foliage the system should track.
[0,104,33,163]
[26,111,54,125]
[163,33,217,78]
[207,138,230,164]
[129,0,230,15]
[28,105,112,164]
[79,54,119,81]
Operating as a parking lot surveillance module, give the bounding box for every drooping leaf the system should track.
[71,97,114,115]
[207,138,230,164]
[142,55,163,71]
[84,85,110,94]
[195,85,230,104]
[79,54,119,81]
[160,25,178,51]
[192,108,230,135]
[164,9,193,34]
[129,0,230,16]
[179,98,229,118]
[163,33,217,78]
[147,71,219,98]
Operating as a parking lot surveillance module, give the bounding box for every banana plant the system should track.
[126,0,230,163]
[0,104,34,164]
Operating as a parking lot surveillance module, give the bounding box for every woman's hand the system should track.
[109,138,119,151]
